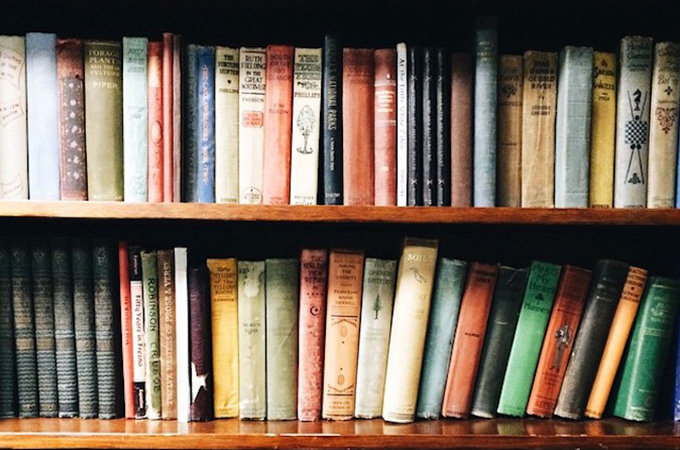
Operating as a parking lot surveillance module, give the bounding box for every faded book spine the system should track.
[147,41,164,202]
[0,241,15,417]
[396,43,408,206]
[450,52,473,207]
[129,246,146,418]
[374,48,397,206]
[215,47,240,204]
[196,46,216,203]
[162,32,174,202]
[174,248,191,422]
[157,249,176,419]
[172,35,182,202]
[496,55,523,207]
[141,250,161,419]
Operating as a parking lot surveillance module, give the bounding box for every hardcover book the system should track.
[215,47,240,204]
[141,250,162,419]
[196,46,216,203]
[188,265,214,421]
[157,249,177,419]
[450,52,473,207]
[174,248,191,422]
[434,48,451,206]
[0,241,15,418]
[322,34,343,205]
[118,241,135,419]
[182,44,199,202]
[496,55,523,207]
[373,48,398,206]
[147,41,164,202]
[129,246,146,418]
[172,34,182,202]
[407,45,423,206]
[396,42,407,206]
[162,32,174,202]
[422,47,437,206]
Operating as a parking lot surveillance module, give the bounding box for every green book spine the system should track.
[31,238,58,417]
[497,261,561,417]
[84,40,123,200]
[0,240,16,417]
[470,266,529,418]
[72,238,98,418]
[141,250,162,419]
[265,258,299,420]
[612,276,680,422]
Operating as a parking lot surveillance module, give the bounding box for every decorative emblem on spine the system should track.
[655,107,678,134]
[551,325,571,370]
[501,83,516,99]
[296,105,315,154]
[624,88,648,185]
[409,266,426,283]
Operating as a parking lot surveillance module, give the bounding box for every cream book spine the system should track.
[215,47,240,204]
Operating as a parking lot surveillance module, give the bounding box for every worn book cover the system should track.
[215,47,240,204]
[322,34,343,205]
[147,41,164,202]
[141,250,161,419]
[496,55,523,207]
[157,249,176,419]
[450,52,473,207]
[374,49,398,206]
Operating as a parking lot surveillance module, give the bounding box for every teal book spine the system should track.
[0,240,16,417]
[196,45,216,203]
[141,250,162,420]
[182,44,199,202]
[265,258,299,420]
[415,258,468,419]
[497,261,561,417]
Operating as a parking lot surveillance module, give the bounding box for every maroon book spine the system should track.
[188,265,214,421]
[374,48,397,206]
[450,53,473,207]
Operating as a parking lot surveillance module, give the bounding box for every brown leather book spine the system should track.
[374,48,397,206]
[56,38,88,201]
[147,41,164,202]
[450,53,473,207]
[496,54,523,207]
[343,48,375,205]
[526,265,592,418]
[441,262,498,418]
[162,33,174,203]
[262,45,294,205]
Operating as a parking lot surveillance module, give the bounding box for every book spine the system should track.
[496,55,523,207]
[172,35,182,202]
[237,261,266,420]
[182,44,198,202]
[31,238,58,417]
[197,46,216,203]
[450,52,473,207]
[26,32,60,200]
[381,238,439,423]
[72,239,98,418]
[215,47,240,204]
[589,52,617,208]
[435,48,451,206]
[526,265,592,417]
[374,48,397,206]
[322,34,343,205]
[297,249,328,421]
[647,42,680,208]
[553,259,629,419]
[416,258,468,419]
[0,36,28,199]
[265,258,300,420]
[141,250,161,419]
[157,249,177,419]
[555,46,594,208]
[396,43,408,206]
[118,241,135,419]
[407,46,422,206]
[84,40,123,201]
[122,37,149,202]
[174,248,191,422]
[207,258,239,418]
[188,265,214,421]
[614,36,654,208]
[497,261,562,417]
[354,258,398,418]
[422,47,436,206]
[473,17,498,207]
[441,262,499,418]
[0,241,15,418]
[585,266,647,418]
[238,47,267,205]
[129,246,146,418]
[290,47,323,205]
[147,41,164,203]
[470,266,529,418]
[162,32,174,202]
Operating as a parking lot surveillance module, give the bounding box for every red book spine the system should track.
[162,33,174,203]
[262,45,294,205]
[118,241,135,419]
[147,41,164,202]
[450,52,473,207]
[374,48,397,206]
[343,48,375,205]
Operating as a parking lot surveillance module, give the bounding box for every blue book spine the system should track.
[183,44,199,202]
[473,17,498,207]
[555,46,594,208]
[416,258,468,419]
[26,32,60,200]
[322,34,343,205]
[196,46,216,203]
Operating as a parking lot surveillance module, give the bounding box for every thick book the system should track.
[441,262,499,419]
[554,46,594,208]
[157,249,176,419]
[470,266,529,418]
[182,44,199,202]
[174,248,191,422]
[147,41,164,202]
[497,261,562,417]
[526,265,592,418]
[262,45,294,205]
[122,37,149,202]
[343,48,375,205]
[26,32,60,200]
[496,55,523,207]
[647,42,680,208]
[521,51,558,207]
[0,242,15,418]
[450,52,473,207]
[381,238,439,423]
[196,45,216,203]
[238,261,266,420]
[374,48,397,206]
[422,47,437,206]
[553,259,629,419]
[118,241,135,419]
[0,36,28,199]
[162,32,174,202]
[585,266,647,418]
[612,276,680,422]
[84,40,123,201]
[322,34,343,205]
[396,43,407,206]
[188,265,214,421]
[322,249,365,420]
[141,250,162,419]
[416,258,468,419]
[613,36,654,208]
[56,38,87,201]
[129,246,146,418]
[215,46,240,204]
[407,45,423,206]
[238,47,266,205]
[207,258,239,418]
[265,258,300,420]
[434,48,451,206]
[354,258,397,418]
[290,47,323,205]
[589,52,617,208]
[473,17,498,207]
[297,249,328,421]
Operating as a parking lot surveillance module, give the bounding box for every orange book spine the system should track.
[441,262,498,418]
[526,265,592,418]
[262,45,294,205]
[118,241,135,419]
[147,41,164,202]
[343,48,375,205]
[162,33,173,203]
[374,48,397,206]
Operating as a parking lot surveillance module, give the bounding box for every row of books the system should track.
[2,19,680,208]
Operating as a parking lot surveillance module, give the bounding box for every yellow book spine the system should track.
[207,258,239,418]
